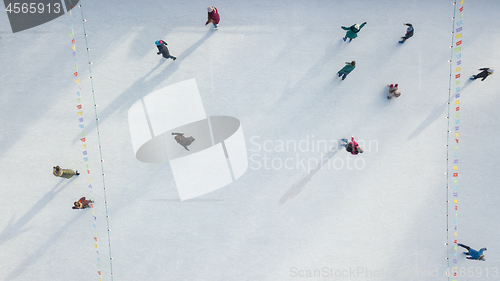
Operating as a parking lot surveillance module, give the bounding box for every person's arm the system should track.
[404,23,413,27]
[479,68,488,71]
[182,145,190,151]
[359,22,367,29]
[341,26,349,30]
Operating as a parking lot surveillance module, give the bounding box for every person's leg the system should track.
[213,23,218,29]
[343,36,347,41]
[342,73,348,80]
[458,243,470,249]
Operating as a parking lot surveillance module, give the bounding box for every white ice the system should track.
[1,0,499,280]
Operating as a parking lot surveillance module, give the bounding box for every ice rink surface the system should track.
[1,0,499,280]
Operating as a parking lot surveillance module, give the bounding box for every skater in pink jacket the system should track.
[342,137,363,155]
[206,6,220,29]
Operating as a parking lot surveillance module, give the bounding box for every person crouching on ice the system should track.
[342,137,364,155]
[172,132,195,151]
[470,68,494,81]
[206,6,220,29]
[155,40,176,60]
[458,243,487,261]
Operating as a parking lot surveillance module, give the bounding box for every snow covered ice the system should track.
[1,0,499,280]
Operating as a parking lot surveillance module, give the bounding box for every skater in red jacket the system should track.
[72,197,93,209]
[342,137,363,155]
[206,6,220,29]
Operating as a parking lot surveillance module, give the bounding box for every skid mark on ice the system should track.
[407,101,448,140]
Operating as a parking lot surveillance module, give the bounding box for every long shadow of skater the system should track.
[6,211,86,280]
[0,178,75,247]
[278,144,342,205]
[73,31,214,143]
[407,101,448,140]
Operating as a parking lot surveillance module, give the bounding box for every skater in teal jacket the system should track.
[337,61,356,80]
[341,22,366,42]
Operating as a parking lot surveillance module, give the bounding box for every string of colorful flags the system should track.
[447,1,463,280]
[69,2,114,280]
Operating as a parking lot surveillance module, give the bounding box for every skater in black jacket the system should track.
[470,68,494,81]
[399,23,414,43]
[155,40,176,60]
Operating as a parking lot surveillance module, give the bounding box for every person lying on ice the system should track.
[458,243,487,261]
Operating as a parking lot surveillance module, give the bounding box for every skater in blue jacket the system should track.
[457,243,487,261]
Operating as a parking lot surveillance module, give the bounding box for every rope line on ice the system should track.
[77,2,115,278]
[68,7,103,281]
[446,1,463,280]
[69,2,114,280]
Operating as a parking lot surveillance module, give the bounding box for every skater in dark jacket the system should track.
[72,197,93,209]
[53,166,79,179]
[172,132,195,151]
[341,22,367,42]
[342,137,364,155]
[471,68,494,81]
[399,23,414,43]
[337,61,356,80]
[155,40,176,60]
[206,6,220,29]
[458,243,487,261]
